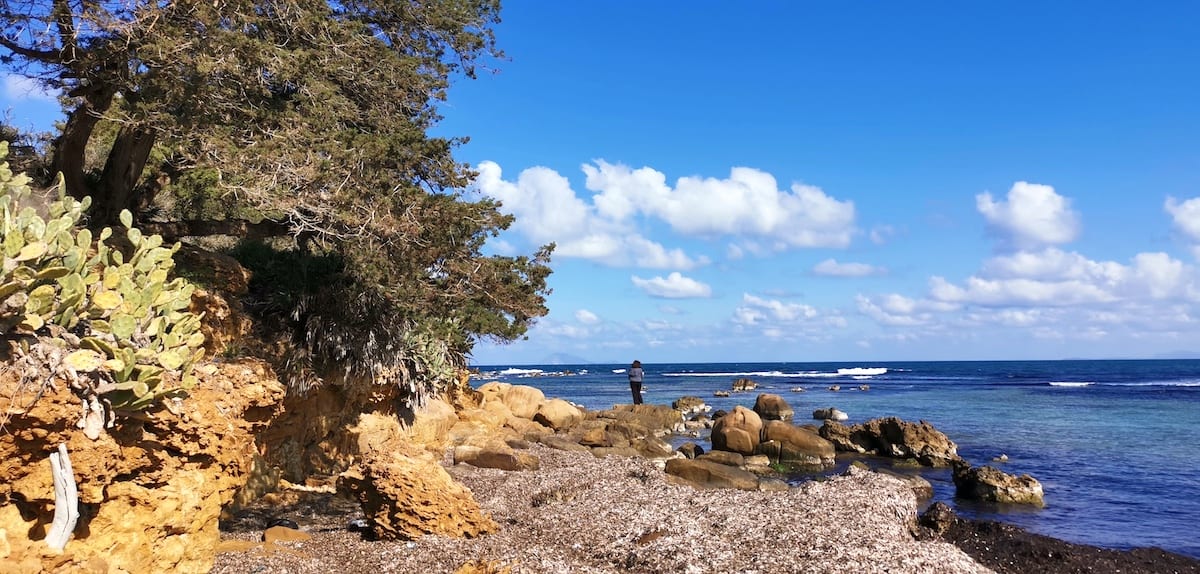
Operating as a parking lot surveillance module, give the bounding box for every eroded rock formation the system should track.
[0,359,285,573]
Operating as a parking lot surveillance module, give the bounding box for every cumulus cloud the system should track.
[732,294,820,326]
[631,272,712,298]
[575,309,600,324]
[474,161,708,269]
[582,160,857,248]
[813,258,885,277]
[1166,196,1200,247]
[3,75,57,102]
[976,182,1080,249]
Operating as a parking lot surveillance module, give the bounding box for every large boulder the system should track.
[664,458,760,491]
[753,393,795,421]
[697,450,745,467]
[501,385,546,420]
[402,398,459,450]
[533,398,583,431]
[475,381,512,404]
[339,414,498,540]
[759,421,836,465]
[601,404,683,433]
[710,406,763,455]
[820,417,961,467]
[952,461,1045,506]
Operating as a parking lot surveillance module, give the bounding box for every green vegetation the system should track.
[0,1,552,404]
[0,144,204,437]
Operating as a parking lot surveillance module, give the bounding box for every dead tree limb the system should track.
[46,443,79,551]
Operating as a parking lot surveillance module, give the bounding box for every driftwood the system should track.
[46,443,79,551]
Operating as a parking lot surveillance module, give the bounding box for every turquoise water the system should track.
[472,360,1200,558]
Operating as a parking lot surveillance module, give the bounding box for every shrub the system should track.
[0,143,204,438]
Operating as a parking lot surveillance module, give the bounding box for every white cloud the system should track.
[631,272,712,299]
[732,294,820,326]
[575,309,600,324]
[3,75,57,102]
[474,161,707,269]
[1166,196,1200,245]
[928,249,1197,308]
[583,160,857,249]
[856,294,933,326]
[976,182,1080,249]
[813,258,885,277]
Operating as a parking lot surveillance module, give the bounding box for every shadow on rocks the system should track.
[918,502,1200,574]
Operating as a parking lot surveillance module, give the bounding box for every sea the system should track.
[470,359,1200,559]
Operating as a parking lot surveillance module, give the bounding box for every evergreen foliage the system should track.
[0,1,552,397]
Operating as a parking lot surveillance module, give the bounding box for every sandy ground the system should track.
[211,444,990,574]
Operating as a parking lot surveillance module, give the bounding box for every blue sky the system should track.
[5,3,1200,365]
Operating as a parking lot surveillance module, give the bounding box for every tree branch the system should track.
[139,219,292,240]
[0,36,59,62]
[46,443,79,552]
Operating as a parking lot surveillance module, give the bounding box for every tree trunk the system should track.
[52,89,115,202]
[94,125,156,226]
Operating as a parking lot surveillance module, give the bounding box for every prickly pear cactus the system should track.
[0,143,205,438]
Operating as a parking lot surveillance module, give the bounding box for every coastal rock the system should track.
[453,443,541,471]
[677,442,704,459]
[402,398,459,451]
[759,421,836,465]
[502,385,547,420]
[812,407,849,421]
[713,390,731,397]
[539,434,591,452]
[576,426,613,448]
[504,416,553,441]
[753,393,795,421]
[919,501,958,534]
[672,396,706,415]
[697,450,745,467]
[732,378,758,391]
[821,417,961,466]
[0,359,285,574]
[601,404,683,433]
[475,381,512,404]
[631,436,675,459]
[952,461,1045,506]
[664,458,761,491]
[533,398,583,431]
[339,414,497,540]
[818,420,867,453]
[710,406,763,455]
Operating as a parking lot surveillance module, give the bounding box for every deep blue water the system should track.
[471,360,1200,559]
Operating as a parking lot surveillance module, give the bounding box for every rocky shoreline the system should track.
[213,444,987,573]
[211,444,1200,573]
[207,383,1200,573]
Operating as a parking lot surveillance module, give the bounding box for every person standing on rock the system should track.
[628,360,645,405]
